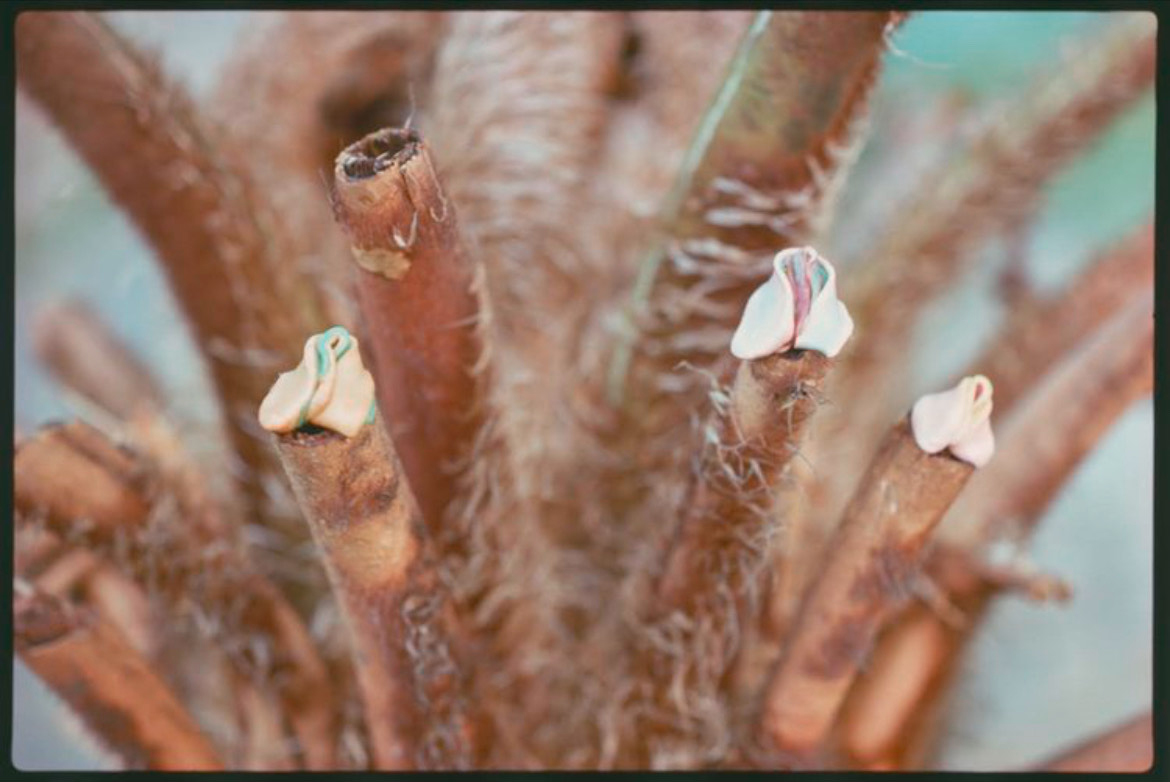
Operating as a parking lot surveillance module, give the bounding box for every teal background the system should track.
[13,11,1154,771]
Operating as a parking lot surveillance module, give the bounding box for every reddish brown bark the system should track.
[15,11,327,528]
[14,421,337,770]
[272,416,476,770]
[756,420,974,763]
[15,586,224,771]
[332,127,483,538]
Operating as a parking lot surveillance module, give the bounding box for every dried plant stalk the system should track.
[659,351,832,608]
[776,17,1155,652]
[33,300,166,421]
[13,421,337,770]
[839,296,1154,769]
[332,127,483,536]
[1036,712,1152,772]
[14,584,223,771]
[757,419,974,763]
[211,12,448,325]
[271,416,475,770]
[15,11,327,526]
[964,221,1153,416]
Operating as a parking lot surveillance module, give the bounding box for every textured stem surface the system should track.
[839,295,1154,769]
[272,416,475,770]
[13,421,337,770]
[15,585,223,771]
[757,419,973,762]
[332,127,483,537]
[15,11,327,536]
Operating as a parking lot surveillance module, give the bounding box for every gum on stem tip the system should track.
[730,246,854,360]
[258,326,376,438]
[910,375,996,468]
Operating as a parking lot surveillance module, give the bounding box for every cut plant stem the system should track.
[211,12,449,326]
[270,413,475,770]
[14,583,224,771]
[332,127,484,536]
[15,11,327,534]
[659,351,831,608]
[757,418,975,762]
[13,421,337,770]
[838,295,1154,769]
[1036,712,1152,772]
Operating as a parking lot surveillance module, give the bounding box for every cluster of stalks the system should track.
[13,9,1154,771]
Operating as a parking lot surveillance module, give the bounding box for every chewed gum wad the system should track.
[730,246,855,360]
[258,326,376,437]
[910,375,995,468]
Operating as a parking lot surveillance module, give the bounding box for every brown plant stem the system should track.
[15,11,327,531]
[963,220,1153,417]
[1035,712,1152,772]
[13,421,338,770]
[332,127,483,538]
[756,419,974,763]
[774,16,1155,664]
[33,299,166,421]
[271,415,475,770]
[14,584,224,771]
[838,295,1154,769]
[635,351,831,766]
[830,15,1155,454]
[608,11,892,421]
[211,12,448,326]
[659,351,832,609]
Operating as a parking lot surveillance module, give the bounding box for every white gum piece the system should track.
[729,246,854,360]
[910,375,996,468]
[258,329,376,438]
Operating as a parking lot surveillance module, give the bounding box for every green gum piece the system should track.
[297,326,355,429]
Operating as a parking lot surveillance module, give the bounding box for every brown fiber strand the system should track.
[15,12,328,534]
[1035,712,1152,772]
[635,351,832,767]
[13,421,338,770]
[15,585,224,771]
[272,416,476,770]
[756,419,974,765]
[838,296,1153,769]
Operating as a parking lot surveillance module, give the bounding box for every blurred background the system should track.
[13,10,1153,771]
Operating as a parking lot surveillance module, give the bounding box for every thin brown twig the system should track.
[756,418,975,764]
[14,583,224,771]
[271,414,476,770]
